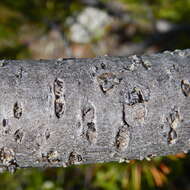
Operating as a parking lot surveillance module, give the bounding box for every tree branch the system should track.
[0,49,190,172]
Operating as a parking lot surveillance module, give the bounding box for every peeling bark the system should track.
[0,49,190,172]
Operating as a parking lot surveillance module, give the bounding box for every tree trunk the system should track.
[0,49,190,172]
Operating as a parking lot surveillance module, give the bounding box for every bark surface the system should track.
[0,49,190,172]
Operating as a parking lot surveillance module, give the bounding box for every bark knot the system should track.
[97,72,122,94]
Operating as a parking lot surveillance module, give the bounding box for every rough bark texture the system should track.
[0,49,190,172]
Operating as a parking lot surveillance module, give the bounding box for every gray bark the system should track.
[0,49,190,173]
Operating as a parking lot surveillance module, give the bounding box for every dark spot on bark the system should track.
[142,60,151,70]
[45,129,50,140]
[126,55,142,71]
[4,129,9,134]
[122,104,128,125]
[2,119,8,127]
[54,97,65,118]
[82,104,95,122]
[68,151,82,165]
[86,122,97,144]
[13,102,22,119]
[168,129,177,145]
[121,87,150,106]
[0,147,18,173]
[98,73,122,94]
[166,107,180,145]
[116,125,130,151]
[0,147,15,165]
[81,102,97,144]
[128,55,151,70]
[54,78,65,118]
[42,150,60,163]
[181,80,190,97]
[130,55,142,64]
[101,62,106,69]
[77,121,81,129]
[78,80,81,85]
[95,66,99,72]
[119,158,130,163]
[14,129,24,143]
[173,49,185,57]
[0,60,8,67]
[166,108,180,130]
[54,78,64,97]
[145,154,156,161]
[15,67,23,79]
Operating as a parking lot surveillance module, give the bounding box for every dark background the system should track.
[0,0,190,189]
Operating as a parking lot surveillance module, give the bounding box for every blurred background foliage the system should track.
[0,0,190,189]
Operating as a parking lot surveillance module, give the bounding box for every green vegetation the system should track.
[0,154,189,190]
